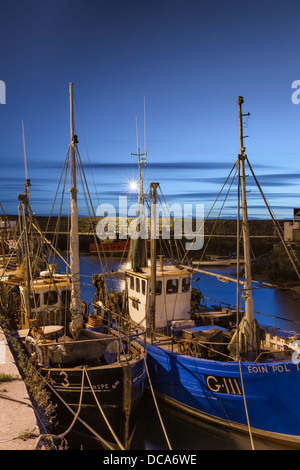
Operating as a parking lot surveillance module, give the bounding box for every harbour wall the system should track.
[32,216,281,257]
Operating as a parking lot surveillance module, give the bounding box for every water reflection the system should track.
[60,255,300,450]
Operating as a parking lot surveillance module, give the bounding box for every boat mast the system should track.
[130,115,147,267]
[150,182,159,343]
[17,120,32,327]
[237,96,255,353]
[68,82,83,338]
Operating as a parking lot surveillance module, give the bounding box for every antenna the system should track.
[237,96,250,154]
[135,114,139,154]
[22,119,28,180]
[144,96,147,156]
[21,119,31,195]
[131,111,147,204]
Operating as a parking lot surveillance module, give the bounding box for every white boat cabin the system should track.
[19,271,71,329]
[126,263,192,330]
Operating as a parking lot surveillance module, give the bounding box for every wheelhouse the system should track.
[19,273,71,328]
[126,263,192,331]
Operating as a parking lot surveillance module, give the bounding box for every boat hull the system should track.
[89,240,130,256]
[146,344,300,446]
[41,356,146,449]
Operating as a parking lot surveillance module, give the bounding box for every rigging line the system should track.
[180,161,238,265]
[84,368,125,450]
[75,147,109,275]
[30,221,71,270]
[0,229,24,281]
[75,148,120,316]
[246,156,300,279]
[49,153,70,258]
[196,165,238,268]
[75,145,119,281]
[73,93,100,206]
[44,147,70,237]
[25,202,53,274]
[156,188,181,263]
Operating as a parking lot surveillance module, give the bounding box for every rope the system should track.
[179,162,237,266]
[238,360,255,450]
[143,357,172,450]
[246,156,300,279]
[83,367,125,450]
[198,166,238,267]
[0,392,56,450]
[38,367,85,444]
[36,369,116,450]
[74,90,100,206]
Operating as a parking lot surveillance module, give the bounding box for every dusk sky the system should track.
[1,0,300,219]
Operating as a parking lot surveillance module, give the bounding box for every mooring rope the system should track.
[38,367,85,445]
[36,369,116,450]
[84,367,125,450]
[0,392,56,450]
[143,357,172,450]
[238,360,255,450]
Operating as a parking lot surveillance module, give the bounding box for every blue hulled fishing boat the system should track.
[93,97,300,447]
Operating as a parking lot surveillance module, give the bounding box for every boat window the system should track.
[182,277,190,292]
[29,293,40,309]
[44,290,58,306]
[156,281,162,295]
[142,280,146,295]
[130,276,134,290]
[166,279,178,294]
[61,289,71,307]
[136,278,140,293]
[132,298,139,310]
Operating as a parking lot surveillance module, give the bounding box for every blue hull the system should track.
[146,344,300,444]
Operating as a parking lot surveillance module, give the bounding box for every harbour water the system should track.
[56,254,300,450]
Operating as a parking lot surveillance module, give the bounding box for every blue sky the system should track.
[1,0,300,219]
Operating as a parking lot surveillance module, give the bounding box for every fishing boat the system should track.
[93,97,300,447]
[0,83,147,450]
[89,238,131,256]
[192,255,231,266]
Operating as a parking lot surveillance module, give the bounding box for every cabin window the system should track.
[182,277,190,292]
[136,278,140,293]
[29,293,40,309]
[130,276,134,290]
[142,280,146,295]
[132,298,139,310]
[44,290,58,306]
[156,281,162,295]
[166,279,178,294]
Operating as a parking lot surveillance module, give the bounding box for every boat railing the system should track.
[254,348,295,363]
[202,295,300,332]
[160,335,297,363]
[40,328,146,364]
[90,301,144,336]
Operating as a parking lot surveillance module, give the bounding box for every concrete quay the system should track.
[0,327,42,450]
